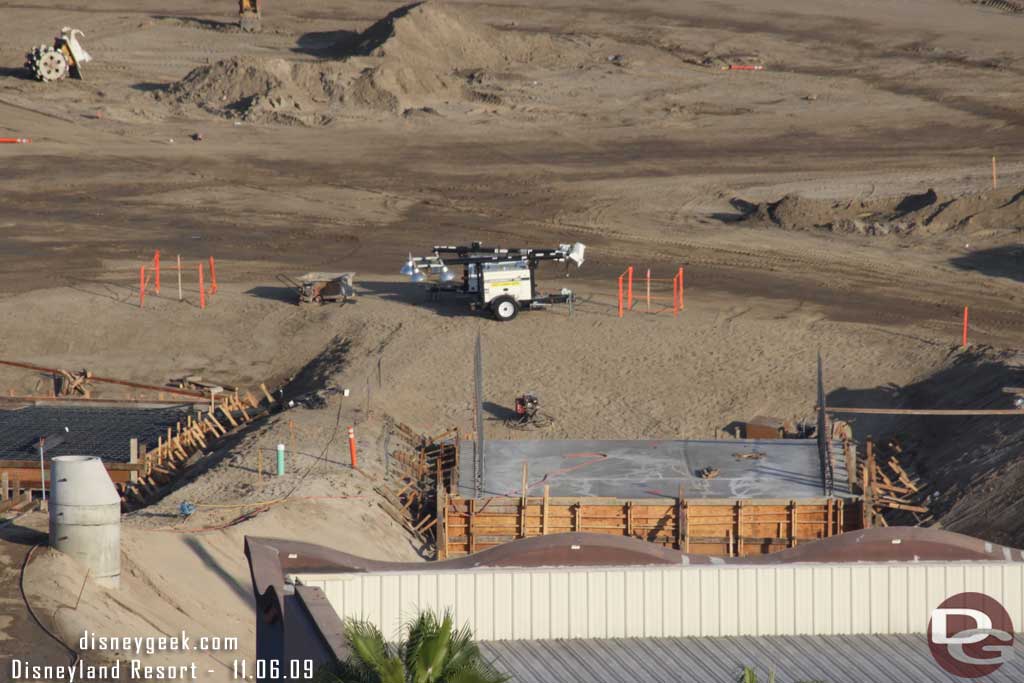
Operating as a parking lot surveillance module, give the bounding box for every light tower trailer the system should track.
[407,242,585,321]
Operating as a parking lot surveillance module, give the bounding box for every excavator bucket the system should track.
[60,27,91,79]
[239,0,261,32]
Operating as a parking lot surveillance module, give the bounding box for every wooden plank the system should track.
[219,403,240,428]
[826,407,1024,415]
[206,414,228,435]
[736,500,744,556]
[542,485,549,535]
[468,499,476,554]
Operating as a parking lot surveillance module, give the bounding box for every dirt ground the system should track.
[2,0,1024,678]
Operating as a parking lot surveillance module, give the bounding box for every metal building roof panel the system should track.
[480,634,1024,683]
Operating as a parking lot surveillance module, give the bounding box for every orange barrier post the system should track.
[348,426,358,468]
[139,266,146,308]
[153,250,160,295]
[678,267,684,310]
[627,266,634,310]
[673,271,679,317]
[617,274,624,318]
[209,256,218,295]
[963,306,969,347]
[198,263,206,310]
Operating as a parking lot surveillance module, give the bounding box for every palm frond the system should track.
[344,620,404,683]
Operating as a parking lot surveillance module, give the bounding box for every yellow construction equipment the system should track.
[239,0,261,32]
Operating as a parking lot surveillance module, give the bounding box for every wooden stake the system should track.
[962,306,969,348]
[646,268,651,312]
[992,155,998,190]
[260,382,275,404]
[177,255,183,301]
[219,402,239,427]
[542,485,549,535]
[520,462,528,539]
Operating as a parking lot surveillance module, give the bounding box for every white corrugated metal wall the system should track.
[294,563,1024,641]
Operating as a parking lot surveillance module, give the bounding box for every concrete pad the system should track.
[459,439,852,500]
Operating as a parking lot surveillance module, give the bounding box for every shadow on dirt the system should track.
[293,29,359,56]
[709,198,758,223]
[184,536,253,606]
[357,280,481,318]
[0,518,47,547]
[131,82,169,93]
[153,15,239,31]
[949,244,1024,283]
[483,400,517,421]
[245,285,300,304]
[0,66,33,81]
[825,349,1024,480]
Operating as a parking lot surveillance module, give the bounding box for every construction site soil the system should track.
[2,0,1024,678]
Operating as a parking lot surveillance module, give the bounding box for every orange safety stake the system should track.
[139,265,146,308]
[678,267,684,310]
[198,263,206,309]
[0,138,31,144]
[153,250,160,295]
[962,306,969,347]
[347,426,358,468]
[673,272,679,317]
[209,256,217,295]
[726,64,764,71]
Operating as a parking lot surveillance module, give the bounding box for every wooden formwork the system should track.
[0,389,272,509]
[440,493,864,559]
[384,424,460,549]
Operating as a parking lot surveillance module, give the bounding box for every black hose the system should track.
[20,544,79,668]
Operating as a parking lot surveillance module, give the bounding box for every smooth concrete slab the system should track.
[459,439,852,500]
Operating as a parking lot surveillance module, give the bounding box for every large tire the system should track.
[491,296,519,322]
[26,45,68,82]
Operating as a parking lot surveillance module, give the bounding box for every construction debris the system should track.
[854,437,931,525]
[56,368,93,397]
[733,451,765,460]
[698,467,720,479]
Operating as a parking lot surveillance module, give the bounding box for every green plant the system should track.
[738,668,775,683]
[316,610,509,683]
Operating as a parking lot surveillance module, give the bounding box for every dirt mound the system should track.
[162,56,356,124]
[165,1,572,123]
[342,1,529,66]
[742,186,1024,237]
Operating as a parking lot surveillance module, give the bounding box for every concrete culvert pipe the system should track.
[48,455,121,588]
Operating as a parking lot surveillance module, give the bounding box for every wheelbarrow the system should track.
[277,272,356,305]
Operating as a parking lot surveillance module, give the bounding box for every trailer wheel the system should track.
[491,296,519,322]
